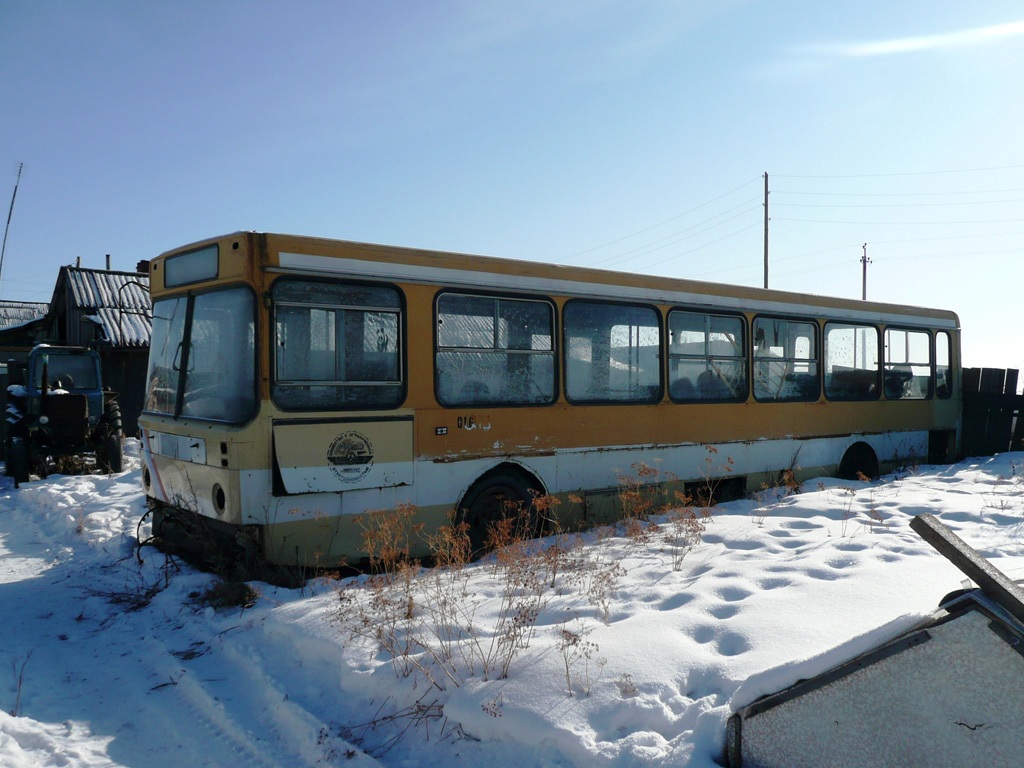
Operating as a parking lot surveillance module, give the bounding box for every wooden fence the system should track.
[961,368,1024,458]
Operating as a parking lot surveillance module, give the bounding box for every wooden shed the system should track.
[46,265,151,435]
[0,300,49,354]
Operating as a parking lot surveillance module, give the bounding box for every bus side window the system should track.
[435,293,555,407]
[824,323,879,401]
[753,318,818,402]
[667,310,746,403]
[564,301,660,404]
[884,328,932,400]
[271,279,403,410]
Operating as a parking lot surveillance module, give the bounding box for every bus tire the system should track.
[458,468,543,555]
[837,442,879,481]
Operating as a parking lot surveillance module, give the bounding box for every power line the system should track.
[588,201,762,267]
[775,187,1024,197]
[774,215,1024,226]
[643,221,763,271]
[774,162,1024,179]
[566,176,761,260]
[569,164,1024,289]
[886,247,1021,263]
[839,229,1024,247]
[690,241,1020,283]
[774,197,1024,209]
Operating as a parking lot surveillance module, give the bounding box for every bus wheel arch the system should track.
[458,463,546,555]
[837,441,879,481]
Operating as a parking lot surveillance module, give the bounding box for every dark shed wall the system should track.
[99,349,148,436]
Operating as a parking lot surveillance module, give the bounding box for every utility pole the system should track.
[860,243,868,301]
[0,162,23,295]
[763,172,769,289]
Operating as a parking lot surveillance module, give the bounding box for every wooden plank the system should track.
[962,367,981,393]
[910,513,1024,624]
[992,417,1016,455]
[1012,411,1024,453]
[1004,369,1020,395]
[960,395,987,457]
[980,367,1006,394]
[962,391,1024,408]
[961,370,997,456]
[962,369,1022,455]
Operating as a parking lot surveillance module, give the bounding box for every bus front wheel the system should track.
[458,469,543,555]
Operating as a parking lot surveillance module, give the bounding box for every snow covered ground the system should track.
[1,444,1023,767]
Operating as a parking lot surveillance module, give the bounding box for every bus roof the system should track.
[155,231,960,328]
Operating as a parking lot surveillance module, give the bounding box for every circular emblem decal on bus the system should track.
[327,431,374,483]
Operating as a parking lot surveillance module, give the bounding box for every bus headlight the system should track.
[213,484,227,515]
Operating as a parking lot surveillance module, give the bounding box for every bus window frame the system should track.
[883,326,933,401]
[667,307,748,404]
[562,297,663,406]
[269,276,408,412]
[751,314,821,403]
[823,321,881,402]
[433,288,558,409]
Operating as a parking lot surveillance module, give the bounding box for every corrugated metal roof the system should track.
[0,301,48,330]
[62,268,151,348]
[64,268,150,312]
[88,307,152,347]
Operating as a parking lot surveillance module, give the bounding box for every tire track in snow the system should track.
[1,465,379,767]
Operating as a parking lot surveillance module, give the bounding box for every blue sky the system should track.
[2,1,1022,369]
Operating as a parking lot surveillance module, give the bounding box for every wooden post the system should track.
[763,172,769,290]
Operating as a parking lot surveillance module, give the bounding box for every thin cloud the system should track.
[813,19,1024,58]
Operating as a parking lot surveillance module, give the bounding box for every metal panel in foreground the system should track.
[727,595,1024,767]
[727,514,1024,767]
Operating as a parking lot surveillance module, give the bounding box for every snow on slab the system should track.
[0,447,1022,767]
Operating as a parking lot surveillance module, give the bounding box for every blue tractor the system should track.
[5,345,124,486]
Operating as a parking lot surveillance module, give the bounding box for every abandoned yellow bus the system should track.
[139,231,960,571]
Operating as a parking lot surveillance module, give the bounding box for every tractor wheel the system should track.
[98,433,124,474]
[6,437,30,487]
[104,399,123,434]
[97,399,124,474]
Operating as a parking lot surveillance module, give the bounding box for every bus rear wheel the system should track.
[459,470,543,555]
[837,442,879,481]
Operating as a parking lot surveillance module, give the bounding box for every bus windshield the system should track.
[145,286,256,423]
